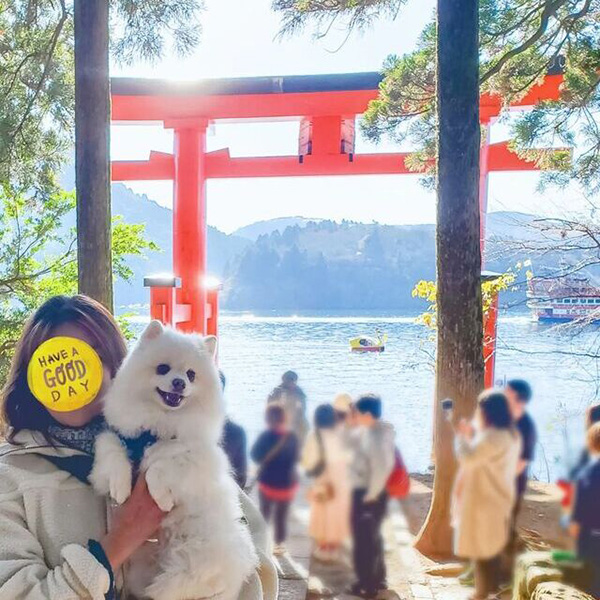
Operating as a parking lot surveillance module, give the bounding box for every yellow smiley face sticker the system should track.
[27,337,104,412]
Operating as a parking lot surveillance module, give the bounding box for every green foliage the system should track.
[272,0,407,38]
[273,0,600,191]
[0,0,74,201]
[362,24,436,145]
[0,0,202,381]
[1,0,204,195]
[411,264,526,330]
[0,189,159,383]
[111,216,160,281]
[110,0,204,64]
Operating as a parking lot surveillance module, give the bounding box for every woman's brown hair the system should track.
[1,295,127,440]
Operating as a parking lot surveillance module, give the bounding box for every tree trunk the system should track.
[414,0,484,558]
[74,0,113,311]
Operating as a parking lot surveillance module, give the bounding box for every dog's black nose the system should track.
[172,378,186,391]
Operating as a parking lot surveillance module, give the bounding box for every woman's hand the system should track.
[100,475,167,571]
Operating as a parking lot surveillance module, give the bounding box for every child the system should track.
[251,403,299,555]
[570,422,600,598]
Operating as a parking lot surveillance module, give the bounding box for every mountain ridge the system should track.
[55,178,569,310]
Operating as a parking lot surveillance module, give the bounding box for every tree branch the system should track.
[8,4,68,150]
[481,0,568,83]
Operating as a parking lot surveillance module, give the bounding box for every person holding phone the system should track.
[452,390,521,600]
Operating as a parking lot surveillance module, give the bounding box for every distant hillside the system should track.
[233,216,323,241]
[109,185,250,307]
[55,168,585,310]
[56,177,250,308]
[223,220,437,310]
[221,213,595,310]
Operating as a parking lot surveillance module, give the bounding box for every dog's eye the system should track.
[186,369,196,382]
[156,364,171,375]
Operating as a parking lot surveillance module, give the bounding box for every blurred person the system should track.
[251,403,299,555]
[219,370,248,489]
[513,422,600,600]
[569,403,600,481]
[452,390,521,600]
[333,392,354,425]
[302,404,351,562]
[555,403,600,516]
[269,370,309,444]
[503,379,537,572]
[569,422,600,598]
[347,394,396,599]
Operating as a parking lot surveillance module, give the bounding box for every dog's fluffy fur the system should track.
[90,321,258,600]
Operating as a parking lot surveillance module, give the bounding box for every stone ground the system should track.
[272,486,477,600]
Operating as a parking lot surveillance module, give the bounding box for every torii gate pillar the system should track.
[170,121,209,334]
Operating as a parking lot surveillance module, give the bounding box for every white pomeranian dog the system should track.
[90,320,258,600]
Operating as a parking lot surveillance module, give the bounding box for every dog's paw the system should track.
[109,466,133,505]
[146,466,174,512]
[89,464,109,496]
[92,431,133,504]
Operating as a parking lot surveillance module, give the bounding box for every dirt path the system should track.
[305,495,471,600]
[279,475,569,600]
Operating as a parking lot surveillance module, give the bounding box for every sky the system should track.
[110,0,589,234]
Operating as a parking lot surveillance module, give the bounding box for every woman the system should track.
[0,295,276,600]
[452,390,521,600]
[251,403,299,556]
[302,403,351,562]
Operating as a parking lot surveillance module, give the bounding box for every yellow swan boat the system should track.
[349,332,387,353]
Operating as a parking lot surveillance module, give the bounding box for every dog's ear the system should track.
[141,320,164,342]
[204,335,218,358]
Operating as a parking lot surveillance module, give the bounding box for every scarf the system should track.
[45,418,158,484]
[47,416,106,456]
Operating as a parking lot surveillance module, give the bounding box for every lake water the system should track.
[129,309,600,482]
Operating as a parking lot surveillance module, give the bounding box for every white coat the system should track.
[302,428,351,544]
[451,427,521,560]
[0,430,277,600]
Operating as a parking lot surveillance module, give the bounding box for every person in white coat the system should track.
[302,403,351,562]
[452,389,521,600]
[0,295,277,600]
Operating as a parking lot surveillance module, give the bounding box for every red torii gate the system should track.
[111,71,563,383]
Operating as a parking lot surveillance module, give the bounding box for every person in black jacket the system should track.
[570,422,600,598]
[503,378,537,576]
[251,403,299,555]
[219,371,248,489]
[570,403,600,481]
